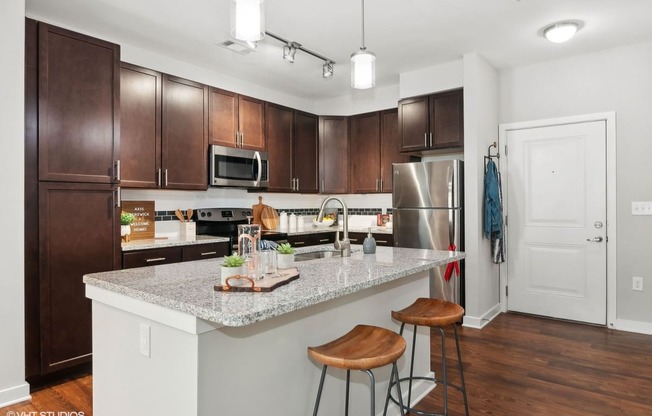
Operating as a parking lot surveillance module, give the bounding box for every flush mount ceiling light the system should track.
[266,31,336,79]
[543,20,583,43]
[351,0,375,89]
[231,0,265,42]
[323,61,334,78]
[283,42,299,63]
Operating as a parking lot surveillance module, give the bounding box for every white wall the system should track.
[313,83,400,115]
[399,60,463,99]
[462,53,500,327]
[0,0,30,408]
[499,40,652,326]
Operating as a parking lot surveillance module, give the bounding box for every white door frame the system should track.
[498,112,617,328]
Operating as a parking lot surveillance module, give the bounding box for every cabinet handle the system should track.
[157,169,162,187]
[424,133,428,147]
[240,132,244,148]
[376,240,388,244]
[321,179,325,193]
[319,238,330,242]
[115,186,121,208]
[349,238,358,242]
[291,178,296,191]
[114,160,121,182]
[375,178,379,192]
[294,241,306,245]
[200,251,217,256]
[164,169,168,187]
[380,178,384,192]
[296,177,300,192]
[429,132,433,148]
[146,257,166,263]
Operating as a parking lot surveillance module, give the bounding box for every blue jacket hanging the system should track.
[484,159,505,263]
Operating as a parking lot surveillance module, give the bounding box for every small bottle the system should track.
[363,228,376,254]
[279,212,288,230]
[289,213,297,230]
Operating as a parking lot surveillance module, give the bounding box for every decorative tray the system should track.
[214,268,300,292]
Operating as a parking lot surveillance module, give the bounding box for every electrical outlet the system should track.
[139,323,151,357]
[633,276,644,292]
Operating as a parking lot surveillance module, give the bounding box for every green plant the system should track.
[222,254,245,268]
[121,212,136,225]
[276,243,295,255]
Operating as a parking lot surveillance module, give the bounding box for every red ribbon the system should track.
[444,243,460,282]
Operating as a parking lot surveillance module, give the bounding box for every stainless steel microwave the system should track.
[209,145,269,188]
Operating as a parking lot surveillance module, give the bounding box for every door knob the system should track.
[586,236,604,242]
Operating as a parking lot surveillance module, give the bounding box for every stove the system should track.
[193,208,288,249]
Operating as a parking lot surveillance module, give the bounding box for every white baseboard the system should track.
[612,318,652,335]
[0,382,30,408]
[462,303,502,329]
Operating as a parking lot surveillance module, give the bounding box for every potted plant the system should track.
[221,254,245,285]
[276,243,295,269]
[121,212,136,242]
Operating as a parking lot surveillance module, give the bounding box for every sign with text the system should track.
[122,201,155,240]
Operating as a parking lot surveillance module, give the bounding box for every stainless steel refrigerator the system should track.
[392,160,464,306]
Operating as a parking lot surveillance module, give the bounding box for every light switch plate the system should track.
[632,201,652,216]
[139,323,151,358]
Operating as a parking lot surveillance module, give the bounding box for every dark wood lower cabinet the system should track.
[287,232,336,247]
[38,182,121,374]
[348,232,394,247]
[122,242,229,269]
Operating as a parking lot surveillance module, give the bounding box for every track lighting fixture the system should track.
[265,31,336,79]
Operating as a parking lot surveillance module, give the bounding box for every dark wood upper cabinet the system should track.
[38,182,120,374]
[265,102,294,192]
[209,88,265,151]
[398,88,464,153]
[38,23,120,184]
[350,112,381,193]
[120,63,161,188]
[319,116,349,194]
[293,111,319,193]
[162,74,209,190]
[429,89,464,149]
[380,109,410,193]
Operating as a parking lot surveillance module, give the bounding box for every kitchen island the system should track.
[84,245,464,416]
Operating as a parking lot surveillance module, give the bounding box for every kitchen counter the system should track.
[277,224,393,236]
[121,235,229,251]
[84,246,463,415]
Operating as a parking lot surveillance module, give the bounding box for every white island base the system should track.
[88,271,433,416]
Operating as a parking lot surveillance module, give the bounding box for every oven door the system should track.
[210,145,269,188]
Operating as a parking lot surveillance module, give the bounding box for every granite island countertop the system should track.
[84,245,464,327]
[121,235,230,251]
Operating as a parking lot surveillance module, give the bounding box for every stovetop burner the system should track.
[193,208,288,246]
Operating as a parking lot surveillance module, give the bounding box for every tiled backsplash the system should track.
[154,207,393,221]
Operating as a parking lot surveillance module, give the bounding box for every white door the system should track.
[506,121,607,324]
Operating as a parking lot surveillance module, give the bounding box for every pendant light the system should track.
[351,0,375,89]
[231,0,266,42]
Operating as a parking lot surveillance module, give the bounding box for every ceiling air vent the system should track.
[217,39,256,55]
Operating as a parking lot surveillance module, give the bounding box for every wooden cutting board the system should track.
[252,196,264,226]
[261,205,279,230]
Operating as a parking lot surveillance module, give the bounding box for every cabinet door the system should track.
[319,116,349,194]
[239,95,266,151]
[38,23,120,183]
[209,87,239,147]
[398,95,429,152]
[350,112,381,193]
[162,75,208,190]
[265,102,293,192]
[120,63,161,188]
[430,88,464,149]
[293,111,319,193]
[380,109,410,193]
[39,182,120,373]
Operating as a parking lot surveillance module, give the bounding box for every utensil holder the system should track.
[180,221,196,239]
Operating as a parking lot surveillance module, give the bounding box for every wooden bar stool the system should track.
[308,324,407,416]
[384,298,469,416]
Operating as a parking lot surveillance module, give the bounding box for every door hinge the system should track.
[504,145,508,156]
[505,215,508,227]
[505,286,508,297]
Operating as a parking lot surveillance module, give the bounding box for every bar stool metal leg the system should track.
[313,365,328,416]
[345,370,351,416]
[438,327,448,415]
[362,370,376,416]
[454,324,469,415]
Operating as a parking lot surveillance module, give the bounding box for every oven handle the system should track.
[253,151,262,187]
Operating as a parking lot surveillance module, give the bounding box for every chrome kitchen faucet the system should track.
[317,197,351,257]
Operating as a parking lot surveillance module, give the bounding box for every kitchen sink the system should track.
[294,250,344,261]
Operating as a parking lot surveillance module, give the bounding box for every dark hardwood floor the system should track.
[3,312,652,415]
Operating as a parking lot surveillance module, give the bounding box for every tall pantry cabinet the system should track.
[25,19,122,382]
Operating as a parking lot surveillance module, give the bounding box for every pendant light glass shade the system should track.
[351,0,375,89]
[351,49,375,89]
[231,0,265,42]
